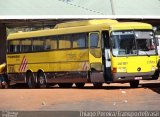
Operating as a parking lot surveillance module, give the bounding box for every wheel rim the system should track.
[39,76,45,84]
[27,72,36,88]
[28,76,33,88]
[38,74,46,88]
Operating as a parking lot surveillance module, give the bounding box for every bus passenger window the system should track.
[32,38,44,52]
[21,39,32,52]
[44,36,57,50]
[90,33,99,48]
[73,33,86,48]
[44,39,51,50]
[8,40,21,53]
[59,35,71,49]
[50,37,57,50]
[89,33,101,58]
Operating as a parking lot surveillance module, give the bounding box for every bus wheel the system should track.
[1,81,9,89]
[75,83,85,88]
[58,83,73,88]
[38,73,47,88]
[27,72,36,88]
[152,70,159,80]
[93,83,103,88]
[129,80,139,88]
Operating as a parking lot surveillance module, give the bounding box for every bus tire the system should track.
[93,83,103,88]
[26,72,36,88]
[152,70,159,80]
[75,83,85,88]
[0,74,9,89]
[37,72,47,88]
[129,80,139,88]
[58,83,73,88]
[1,82,9,89]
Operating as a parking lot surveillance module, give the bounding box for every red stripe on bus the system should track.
[21,58,27,72]
[19,56,25,72]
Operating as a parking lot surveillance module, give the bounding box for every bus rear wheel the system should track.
[37,72,47,88]
[1,82,9,89]
[75,83,85,88]
[58,83,73,88]
[129,80,139,88]
[27,72,36,88]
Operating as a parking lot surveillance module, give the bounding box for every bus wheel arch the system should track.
[37,70,47,88]
[26,70,36,88]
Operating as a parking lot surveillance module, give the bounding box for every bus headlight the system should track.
[117,67,126,72]
[152,66,158,71]
[117,68,121,72]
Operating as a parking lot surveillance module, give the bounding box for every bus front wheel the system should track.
[129,80,139,88]
[75,83,85,88]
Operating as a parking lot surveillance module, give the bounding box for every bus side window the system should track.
[8,40,21,53]
[58,35,71,49]
[44,36,57,50]
[44,38,51,50]
[21,39,32,52]
[50,36,58,50]
[90,33,99,48]
[89,32,101,58]
[72,33,87,48]
[32,38,44,52]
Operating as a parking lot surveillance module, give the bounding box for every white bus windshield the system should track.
[111,31,156,56]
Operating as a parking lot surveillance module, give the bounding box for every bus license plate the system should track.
[134,77,142,80]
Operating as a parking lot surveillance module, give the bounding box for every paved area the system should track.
[0,80,160,111]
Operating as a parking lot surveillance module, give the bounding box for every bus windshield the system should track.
[111,30,156,56]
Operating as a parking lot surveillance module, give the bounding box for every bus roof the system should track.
[7,20,153,40]
[110,22,152,30]
[54,19,118,28]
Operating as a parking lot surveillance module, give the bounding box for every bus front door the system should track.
[89,32,105,83]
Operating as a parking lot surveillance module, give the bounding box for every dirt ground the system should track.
[0,80,160,111]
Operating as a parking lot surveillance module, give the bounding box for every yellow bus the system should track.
[7,19,159,88]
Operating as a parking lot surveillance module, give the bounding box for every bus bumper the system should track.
[112,71,155,83]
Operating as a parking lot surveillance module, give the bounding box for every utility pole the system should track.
[110,0,115,15]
